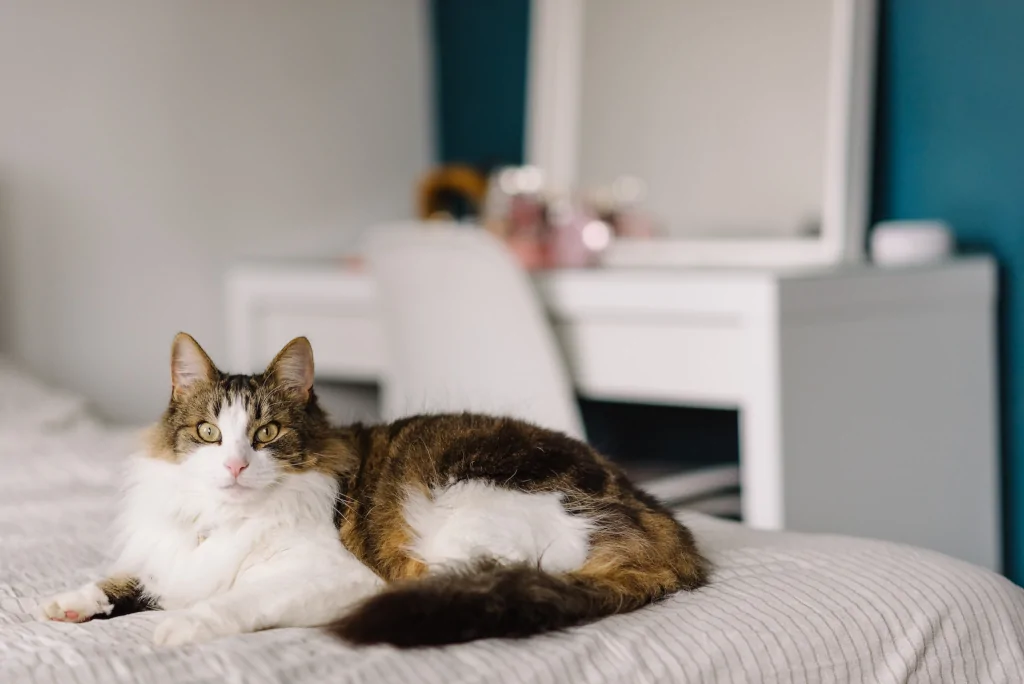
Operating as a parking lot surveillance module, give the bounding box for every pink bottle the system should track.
[546,195,611,269]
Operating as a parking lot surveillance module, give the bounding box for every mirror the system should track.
[527,0,877,268]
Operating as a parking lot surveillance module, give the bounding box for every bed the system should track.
[2,358,1024,684]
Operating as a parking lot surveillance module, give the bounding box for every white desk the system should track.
[226,257,1000,571]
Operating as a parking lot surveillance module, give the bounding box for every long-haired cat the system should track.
[39,334,707,647]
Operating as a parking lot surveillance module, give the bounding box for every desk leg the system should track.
[739,317,785,530]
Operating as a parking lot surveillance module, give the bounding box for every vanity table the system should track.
[225,256,1000,571]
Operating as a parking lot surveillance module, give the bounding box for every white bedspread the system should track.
[2,358,1024,683]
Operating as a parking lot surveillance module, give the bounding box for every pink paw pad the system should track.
[63,610,79,621]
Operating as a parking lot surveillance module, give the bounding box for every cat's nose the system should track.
[225,459,249,479]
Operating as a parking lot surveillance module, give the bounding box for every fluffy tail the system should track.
[330,559,685,648]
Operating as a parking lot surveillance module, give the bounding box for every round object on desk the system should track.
[417,164,488,221]
[870,220,954,266]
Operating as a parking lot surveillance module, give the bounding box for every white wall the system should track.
[0,0,431,421]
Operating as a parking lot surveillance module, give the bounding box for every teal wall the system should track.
[430,0,529,169]
[874,1,1024,580]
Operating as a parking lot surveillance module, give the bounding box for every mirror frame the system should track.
[525,0,878,268]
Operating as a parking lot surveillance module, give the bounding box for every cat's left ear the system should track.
[266,337,315,400]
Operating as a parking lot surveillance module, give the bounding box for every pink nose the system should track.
[225,460,248,478]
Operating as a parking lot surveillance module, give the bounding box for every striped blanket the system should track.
[2,359,1023,683]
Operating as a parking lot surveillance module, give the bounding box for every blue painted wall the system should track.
[874,1,1024,581]
[430,0,529,169]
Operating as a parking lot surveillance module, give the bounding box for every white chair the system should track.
[364,222,585,440]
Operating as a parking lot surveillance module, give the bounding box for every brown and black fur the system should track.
[93,577,160,619]
[132,334,708,646]
[329,413,708,647]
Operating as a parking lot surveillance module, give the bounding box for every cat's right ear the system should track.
[170,332,217,399]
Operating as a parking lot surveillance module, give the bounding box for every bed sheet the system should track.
[2,359,1023,683]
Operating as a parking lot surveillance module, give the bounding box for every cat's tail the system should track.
[330,557,700,647]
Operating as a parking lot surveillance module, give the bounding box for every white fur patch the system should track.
[108,451,383,646]
[403,480,593,573]
[114,456,358,610]
[39,583,112,623]
[153,608,227,646]
[41,395,386,645]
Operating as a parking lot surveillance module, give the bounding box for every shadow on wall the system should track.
[0,165,219,421]
[0,182,11,354]
[0,175,66,372]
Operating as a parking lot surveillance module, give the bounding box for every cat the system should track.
[38,333,707,647]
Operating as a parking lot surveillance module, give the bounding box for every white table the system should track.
[226,257,1000,571]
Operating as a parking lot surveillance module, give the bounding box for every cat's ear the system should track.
[170,333,218,398]
[266,337,315,400]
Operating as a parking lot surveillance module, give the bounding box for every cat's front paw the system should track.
[154,611,227,647]
[38,584,111,623]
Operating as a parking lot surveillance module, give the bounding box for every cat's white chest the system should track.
[112,456,341,610]
[117,517,252,609]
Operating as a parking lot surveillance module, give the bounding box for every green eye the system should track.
[254,422,280,444]
[197,422,221,443]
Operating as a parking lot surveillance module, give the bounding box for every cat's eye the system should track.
[197,422,221,443]
[254,422,280,444]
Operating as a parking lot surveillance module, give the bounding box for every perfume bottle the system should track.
[547,192,611,269]
[484,166,550,270]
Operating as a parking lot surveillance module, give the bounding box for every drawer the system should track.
[554,320,745,407]
[256,310,386,382]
